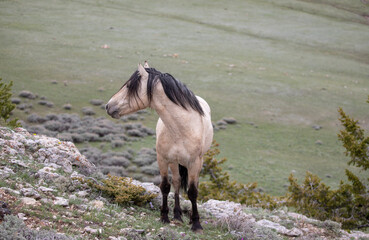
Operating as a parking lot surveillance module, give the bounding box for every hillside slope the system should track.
[1,0,369,195]
[0,127,368,240]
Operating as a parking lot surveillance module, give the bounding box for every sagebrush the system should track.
[0,214,73,240]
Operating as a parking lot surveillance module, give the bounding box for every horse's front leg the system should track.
[187,158,203,233]
[158,157,170,223]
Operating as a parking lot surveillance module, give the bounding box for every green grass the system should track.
[1,0,368,195]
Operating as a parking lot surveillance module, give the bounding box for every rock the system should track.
[1,187,20,195]
[19,90,36,99]
[54,197,69,206]
[84,226,98,234]
[201,199,244,219]
[312,125,322,130]
[20,197,38,206]
[0,167,15,178]
[131,179,161,206]
[9,159,29,168]
[76,190,89,198]
[36,167,61,181]
[286,228,303,237]
[256,219,286,233]
[134,229,145,234]
[90,200,104,209]
[20,188,41,200]
[17,212,27,220]
[108,237,127,240]
[343,230,369,239]
[70,171,86,179]
[38,186,55,193]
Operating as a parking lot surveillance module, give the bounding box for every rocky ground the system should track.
[1,127,368,240]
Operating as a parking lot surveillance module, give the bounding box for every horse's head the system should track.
[106,63,150,119]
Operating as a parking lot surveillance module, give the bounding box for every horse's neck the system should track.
[151,87,201,139]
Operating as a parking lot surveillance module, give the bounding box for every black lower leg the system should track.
[173,193,183,222]
[160,176,170,223]
[187,182,203,232]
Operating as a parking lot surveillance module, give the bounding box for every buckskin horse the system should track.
[106,62,213,233]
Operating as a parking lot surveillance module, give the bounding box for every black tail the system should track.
[178,164,188,192]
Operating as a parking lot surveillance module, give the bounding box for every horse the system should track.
[105,62,213,233]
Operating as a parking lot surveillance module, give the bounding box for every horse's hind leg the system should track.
[158,156,170,223]
[187,158,203,233]
[169,163,183,222]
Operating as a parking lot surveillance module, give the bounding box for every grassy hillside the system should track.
[1,0,368,195]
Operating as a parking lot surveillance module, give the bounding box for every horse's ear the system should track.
[138,63,148,78]
[144,61,150,68]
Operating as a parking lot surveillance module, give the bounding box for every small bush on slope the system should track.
[80,174,157,206]
[0,78,20,128]
[288,96,369,230]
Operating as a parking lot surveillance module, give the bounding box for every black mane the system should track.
[124,68,204,116]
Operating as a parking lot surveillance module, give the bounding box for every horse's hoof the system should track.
[192,228,203,234]
[161,217,170,224]
[172,217,183,224]
[191,222,203,233]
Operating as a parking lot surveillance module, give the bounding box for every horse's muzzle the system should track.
[105,103,120,119]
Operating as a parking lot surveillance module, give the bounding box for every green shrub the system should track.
[81,174,157,206]
[199,141,281,209]
[288,97,369,230]
[0,78,20,128]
